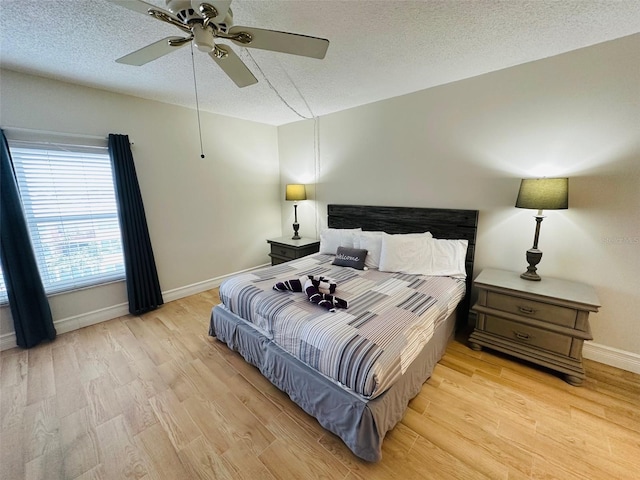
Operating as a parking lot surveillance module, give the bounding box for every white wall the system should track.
[1,34,638,369]
[278,34,640,364]
[0,69,281,346]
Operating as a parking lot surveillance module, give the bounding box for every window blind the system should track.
[8,141,125,295]
[0,267,6,303]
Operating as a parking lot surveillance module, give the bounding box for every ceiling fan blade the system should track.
[107,0,158,16]
[228,26,329,59]
[192,0,232,23]
[209,46,257,88]
[116,37,189,66]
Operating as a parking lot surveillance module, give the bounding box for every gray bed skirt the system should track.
[209,303,456,462]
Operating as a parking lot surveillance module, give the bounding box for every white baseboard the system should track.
[160,263,269,303]
[1,332,18,351]
[0,263,270,352]
[0,301,130,352]
[583,342,640,375]
[0,336,15,351]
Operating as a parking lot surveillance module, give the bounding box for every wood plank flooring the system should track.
[1,289,638,479]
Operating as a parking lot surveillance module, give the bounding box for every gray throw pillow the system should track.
[332,246,368,270]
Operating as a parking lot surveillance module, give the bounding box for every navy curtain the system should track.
[0,129,56,348]
[108,134,163,315]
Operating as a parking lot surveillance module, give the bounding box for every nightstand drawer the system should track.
[486,292,577,328]
[272,246,297,259]
[267,237,320,266]
[485,315,572,356]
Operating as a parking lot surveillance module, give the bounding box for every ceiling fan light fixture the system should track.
[192,23,215,52]
[198,3,218,18]
[168,36,192,47]
[148,8,192,33]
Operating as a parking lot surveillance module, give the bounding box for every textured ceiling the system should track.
[1,0,640,126]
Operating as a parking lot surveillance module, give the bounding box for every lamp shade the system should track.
[515,178,568,210]
[285,184,307,201]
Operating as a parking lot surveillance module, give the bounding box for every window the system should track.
[8,140,125,295]
[0,267,7,303]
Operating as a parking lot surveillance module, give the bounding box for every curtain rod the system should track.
[1,126,134,145]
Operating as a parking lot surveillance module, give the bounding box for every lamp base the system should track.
[521,248,542,281]
[292,222,301,240]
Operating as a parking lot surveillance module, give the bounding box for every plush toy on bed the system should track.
[273,275,348,312]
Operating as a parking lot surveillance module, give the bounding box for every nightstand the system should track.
[469,268,600,385]
[267,237,320,265]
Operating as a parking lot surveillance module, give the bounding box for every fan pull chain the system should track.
[190,44,205,159]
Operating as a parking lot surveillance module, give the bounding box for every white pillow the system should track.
[354,231,432,270]
[354,231,384,269]
[319,228,362,254]
[379,232,432,274]
[427,238,469,278]
[379,233,468,278]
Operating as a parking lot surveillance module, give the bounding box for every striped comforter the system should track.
[219,254,465,399]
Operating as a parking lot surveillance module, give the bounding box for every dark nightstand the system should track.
[469,268,600,385]
[267,237,320,265]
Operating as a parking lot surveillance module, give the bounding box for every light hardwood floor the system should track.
[1,289,638,479]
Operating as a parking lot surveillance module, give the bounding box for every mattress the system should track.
[218,253,465,399]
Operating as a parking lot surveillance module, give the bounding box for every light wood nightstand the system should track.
[469,268,600,385]
[267,237,320,265]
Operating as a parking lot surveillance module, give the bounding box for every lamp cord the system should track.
[190,43,206,158]
[242,49,312,120]
[274,58,322,238]
[314,116,320,239]
[242,50,322,238]
[279,59,315,120]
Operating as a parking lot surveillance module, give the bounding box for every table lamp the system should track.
[285,184,306,240]
[515,177,569,281]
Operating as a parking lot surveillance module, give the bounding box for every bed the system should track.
[209,204,478,461]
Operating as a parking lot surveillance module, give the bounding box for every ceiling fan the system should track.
[109,0,330,88]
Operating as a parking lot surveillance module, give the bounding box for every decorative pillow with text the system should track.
[332,246,368,270]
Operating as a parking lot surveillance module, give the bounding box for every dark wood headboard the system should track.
[327,204,479,328]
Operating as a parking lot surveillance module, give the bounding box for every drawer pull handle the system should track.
[518,306,536,315]
[514,331,531,341]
